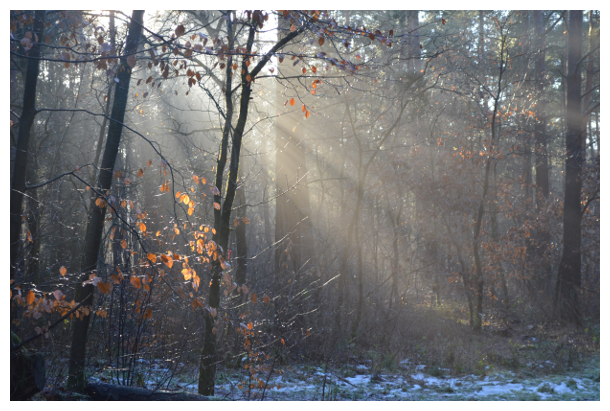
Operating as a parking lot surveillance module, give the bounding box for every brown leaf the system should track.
[175,24,185,37]
[130,276,141,289]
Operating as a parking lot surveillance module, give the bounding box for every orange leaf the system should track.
[27,230,33,243]
[193,175,199,184]
[60,266,67,276]
[147,253,157,263]
[130,276,142,289]
[97,281,112,295]
[137,169,144,178]
[214,202,221,210]
[246,74,252,82]
[121,239,127,249]
[242,217,250,224]
[247,322,253,330]
[111,274,121,284]
[147,159,152,167]
[290,98,295,106]
[234,218,239,226]
[302,104,306,113]
[161,254,174,269]
[139,222,146,232]
[302,67,306,74]
[305,110,310,119]
[281,338,285,345]
[26,290,35,305]
[251,292,257,303]
[311,66,317,73]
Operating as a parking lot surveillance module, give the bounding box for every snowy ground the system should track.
[88,355,600,401]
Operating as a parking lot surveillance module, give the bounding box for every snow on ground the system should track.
[86,357,600,401]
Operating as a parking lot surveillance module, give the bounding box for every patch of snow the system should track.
[475,383,525,396]
[345,374,371,385]
[355,364,370,371]
[415,364,426,371]
[272,384,317,393]
[551,382,573,395]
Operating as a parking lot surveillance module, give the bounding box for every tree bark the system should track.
[556,10,583,325]
[10,10,45,281]
[66,10,144,392]
[234,187,248,288]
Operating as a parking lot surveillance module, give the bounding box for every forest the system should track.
[10,10,600,401]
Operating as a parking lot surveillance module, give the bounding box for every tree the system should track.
[67,10,145,391]
[10,10,45,280]
[555,10,583,325]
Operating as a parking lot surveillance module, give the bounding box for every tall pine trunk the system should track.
[556,11,583,325]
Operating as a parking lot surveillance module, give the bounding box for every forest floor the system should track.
[81,352,600,401]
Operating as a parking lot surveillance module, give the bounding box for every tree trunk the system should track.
[406,11,422,74]
[582,10,596,160]
[556,10,583,325]
[10,10,45,281]
[199,14,236,396]
[532,10,552,289]
[234,187,248,288]
[66,10,144,392]
[520,11,533,205]
[274,16,314,288]
[198,19,304,395]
